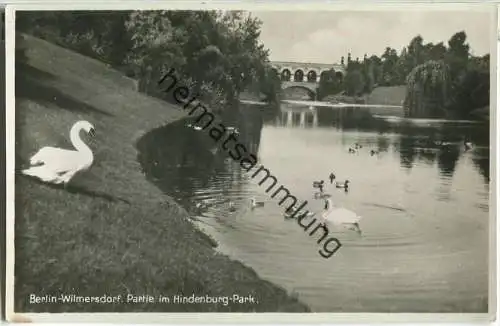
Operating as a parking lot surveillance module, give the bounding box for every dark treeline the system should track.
[318,32,489,120]
[16,11,282,110]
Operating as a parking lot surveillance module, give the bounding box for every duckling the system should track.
[195,202,206,209]
[250,198,265,209]
[329,173,336,184]
[228,201,237,212]
[434,140,452,147]
[187,123,203,131]
[348,147,357,154]
[314,192,331,199]
[336,180,350,190]
[186,123,202,130]
[464,140,473,151]
[226,126,240,135]
[312,180,325,188]
[318,183,325,193]
[195,202,209,213]
[370,149,378,156]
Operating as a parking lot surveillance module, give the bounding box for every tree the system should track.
[363,61,375,93]
[404,60,450,118]
[407,35,424,66]
[427,42,447,61]
[448,54,489,118]
[344,70,365,96]
[380,47,399,85]
[446,31,470,83]
[317,69,341,99]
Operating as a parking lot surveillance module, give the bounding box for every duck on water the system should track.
[335,180,350,191]
[250,198,265,209]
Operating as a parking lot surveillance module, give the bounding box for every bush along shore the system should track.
[15,34,310,313]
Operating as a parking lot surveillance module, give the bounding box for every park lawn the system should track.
[14,34,309,313]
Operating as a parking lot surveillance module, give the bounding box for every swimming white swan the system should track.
[321,198,362,234]
[464,140,473,150]
[250,198,265,209]
[22,120,95,185]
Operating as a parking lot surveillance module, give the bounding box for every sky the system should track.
[250,10,492,64]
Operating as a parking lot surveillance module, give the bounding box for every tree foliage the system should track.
[317,69,342,99]
[332,30,489,119]
[404,60,450,117]
[343,70,365,96]
[16,10,279,108]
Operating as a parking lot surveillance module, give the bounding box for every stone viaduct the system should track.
[270,61,346,99]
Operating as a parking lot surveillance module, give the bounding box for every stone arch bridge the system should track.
[271,61,346,99]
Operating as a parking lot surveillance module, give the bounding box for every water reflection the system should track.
[137,105,265,215]
[137,101,490,312]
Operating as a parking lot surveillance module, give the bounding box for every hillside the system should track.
[321,85,406,107]
[364,85,406,106]
[14,34,309,313]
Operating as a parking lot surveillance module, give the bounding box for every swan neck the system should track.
[70,123,92,158]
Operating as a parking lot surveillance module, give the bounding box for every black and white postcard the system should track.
[4,2,497,324]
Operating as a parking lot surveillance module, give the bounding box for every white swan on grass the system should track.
[21,120,95,185]
[320,198,362,234]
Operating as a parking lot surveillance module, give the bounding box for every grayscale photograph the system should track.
[10,6,494,317]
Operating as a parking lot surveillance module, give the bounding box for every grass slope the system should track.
[364,85,406,106]
[15,34,309,313]
[321,86,406,107]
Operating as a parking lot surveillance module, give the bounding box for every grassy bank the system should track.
[322,85,407,106]
[364,85,406,106]
[14,34,310,313]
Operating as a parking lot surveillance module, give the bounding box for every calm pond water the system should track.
[137,102,490,313]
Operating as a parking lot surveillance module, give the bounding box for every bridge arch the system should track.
[319,70,330,82]
[281,68,291,81]
[281,81,318,100]
[272,61,346,84]
[294,69,304,82]
[306,70,318,83]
